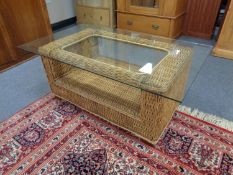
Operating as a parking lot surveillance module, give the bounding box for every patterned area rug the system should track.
[0,94,233,175]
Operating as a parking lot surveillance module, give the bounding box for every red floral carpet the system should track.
[0,94,233,175]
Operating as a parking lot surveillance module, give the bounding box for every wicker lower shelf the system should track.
[55,68,141,117]
[42,57,185,144]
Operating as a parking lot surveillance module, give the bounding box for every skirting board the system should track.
[212,47,233,60]
[51,17,77,32]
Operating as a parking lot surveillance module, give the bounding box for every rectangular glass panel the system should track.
[130,0,159,8]
[63,36,167,71]
[18,24,212,103]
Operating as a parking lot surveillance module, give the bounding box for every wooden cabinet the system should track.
[183,0,221,39]
[117,0,187,38]
[0,33,15,65]
[213,1,233,60]
[75,0,116,27]
[0,0,52,70]
[0,14,16,65]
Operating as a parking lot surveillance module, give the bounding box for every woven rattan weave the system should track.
[39,28,192,144]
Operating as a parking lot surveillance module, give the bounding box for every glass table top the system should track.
[63,35,168,70]
[19,24,212,103]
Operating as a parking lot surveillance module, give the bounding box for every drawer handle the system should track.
[127,20,133,25]
[83,13,86,17]
[100,16,103,20]
[152,24,160,30]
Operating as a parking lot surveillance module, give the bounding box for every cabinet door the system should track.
[0,0,52,63]
[183,0,221,39]
[213,1,233,60]
[0,32,13,65]
[125,0,160,16]
[0,13,17,65]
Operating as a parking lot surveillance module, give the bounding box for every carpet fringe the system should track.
[178,105,233,132]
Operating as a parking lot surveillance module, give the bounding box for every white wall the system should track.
[46,0,76,24]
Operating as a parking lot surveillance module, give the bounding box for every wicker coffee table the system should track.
[20,26,196,144]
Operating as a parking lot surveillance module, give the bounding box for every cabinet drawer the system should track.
[93,8,110,26]
[76,6,110,26]
[117,13,170,37]
[76,6,92,23]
